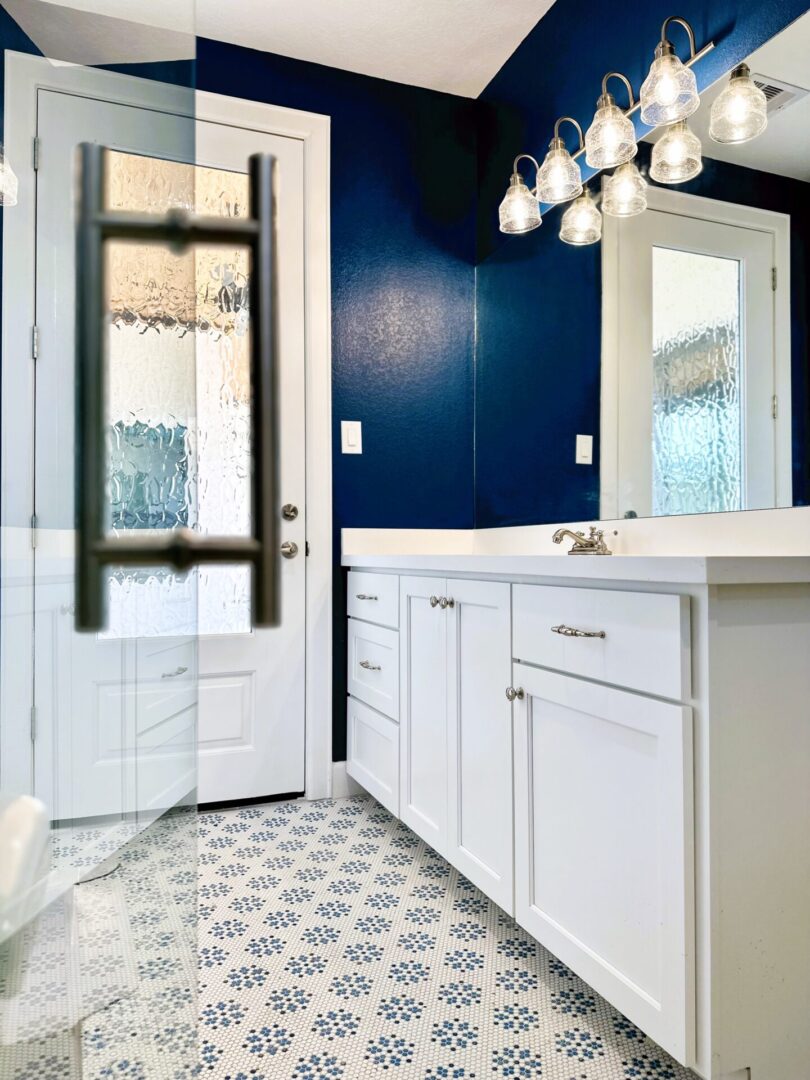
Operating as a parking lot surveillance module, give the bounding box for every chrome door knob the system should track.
[429,595,440,608]
[282,503,299,521]
[505,686,525,702]
[281,541,299,559]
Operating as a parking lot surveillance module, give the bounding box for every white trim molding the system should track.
[2,53,333,800]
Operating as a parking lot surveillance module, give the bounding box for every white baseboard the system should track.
[331,761,364,799]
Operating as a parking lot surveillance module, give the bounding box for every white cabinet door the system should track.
[513,664,695,1066]
[347,696,399,815]
[446,578,513,911]
[400,576,448,856]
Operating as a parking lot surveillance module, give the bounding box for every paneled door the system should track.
[513,663,694,1064]
[399,576,448,856]
[32,86,306,814]
[446,578,513,911]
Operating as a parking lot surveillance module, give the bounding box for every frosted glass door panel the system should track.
[651,248,742,516]
[105,153,251,639]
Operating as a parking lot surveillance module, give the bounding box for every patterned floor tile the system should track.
[198,795,699,1080]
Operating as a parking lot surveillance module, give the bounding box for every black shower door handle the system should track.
[75,144,279,631]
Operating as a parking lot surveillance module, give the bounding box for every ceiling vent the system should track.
[751,73,809,114]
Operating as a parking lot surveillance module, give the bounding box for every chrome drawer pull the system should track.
[505,686,525,702]
[161,666,188,679]
[359,660,381,671]
[355,593,378,601]
[551,624,606,639]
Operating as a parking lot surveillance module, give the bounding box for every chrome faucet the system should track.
[552,525,613,555]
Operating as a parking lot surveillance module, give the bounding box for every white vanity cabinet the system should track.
[344,548,810,1080]
[398,575,513,907]
[513,665,694,1062]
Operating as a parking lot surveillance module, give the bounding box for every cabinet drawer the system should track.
[347,571,399,629]
[513,584,690,700]
[347,697,399,815]
[347,618,399,720]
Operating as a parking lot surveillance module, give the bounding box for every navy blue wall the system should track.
[197,40,477,759]
[475,0,810,528]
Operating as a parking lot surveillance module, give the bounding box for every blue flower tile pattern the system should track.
[195,795,699,1079]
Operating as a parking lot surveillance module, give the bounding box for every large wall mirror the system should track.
[552,12,808,522]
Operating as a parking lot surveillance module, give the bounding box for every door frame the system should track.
[1,51,333,801]
[601,185,791,519]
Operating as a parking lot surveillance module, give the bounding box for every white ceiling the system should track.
[28,0,556,98]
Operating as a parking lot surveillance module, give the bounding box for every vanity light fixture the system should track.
[536,117,584,205]
[709,63,768,144]
[640,16,701,126]
[559,187,602,246]
[498,155,542,234]
[602,162,647,217]
[650,119,703,183]
[0,144,18,206]
[585,72,637,170]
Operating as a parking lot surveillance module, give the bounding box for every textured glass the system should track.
[499,174,542,234]
[640,52,700,126]
[536,145,582,205]
[559,190,602,246]
[585,99,637,170]
[650,120,703,184]
[602,162,647,218]
[710,72,768,144]
[652,247,742,515]
[104,152,252,638]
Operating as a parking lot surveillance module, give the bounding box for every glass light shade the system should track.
[709,65,768,144]
[559,189,602,246]
[498,173,542,234]
[0,144,18,207]
[602,162,647,217]
[650,120,702,184]
[536,141,582,205]
[640,50,700,126]
[585,95,637,169]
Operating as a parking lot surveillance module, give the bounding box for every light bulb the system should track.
[537,141,582,205]
[650,120,702,184]
[498,172,542,234]
[709,63,768,145]
[602,162,647,217]
[559,188,602,246]
[585,92,637,170]
[640,45,700,126]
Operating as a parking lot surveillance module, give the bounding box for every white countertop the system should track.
[342,526,810,585]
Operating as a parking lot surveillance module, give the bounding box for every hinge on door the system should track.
[30,706,37,743]
[772,394,778,420]
[30,512,38,549]
[31,325,39,361]
[771,266,777,291]
[32,136,40,171]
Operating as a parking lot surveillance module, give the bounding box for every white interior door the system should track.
[34,86,306,816]
[607,195,780,518]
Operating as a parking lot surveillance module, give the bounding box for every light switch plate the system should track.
[341,420,363,454]
[575,434,593,465]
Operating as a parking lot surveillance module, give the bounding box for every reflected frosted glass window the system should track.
[651,247,742,516]
[102,152,252,638]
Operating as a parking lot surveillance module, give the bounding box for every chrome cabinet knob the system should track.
[281,541,299,559]
[282,503,299,521]
[505,686,525,702]
[429,595,440,608]
[439,597,455,609]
